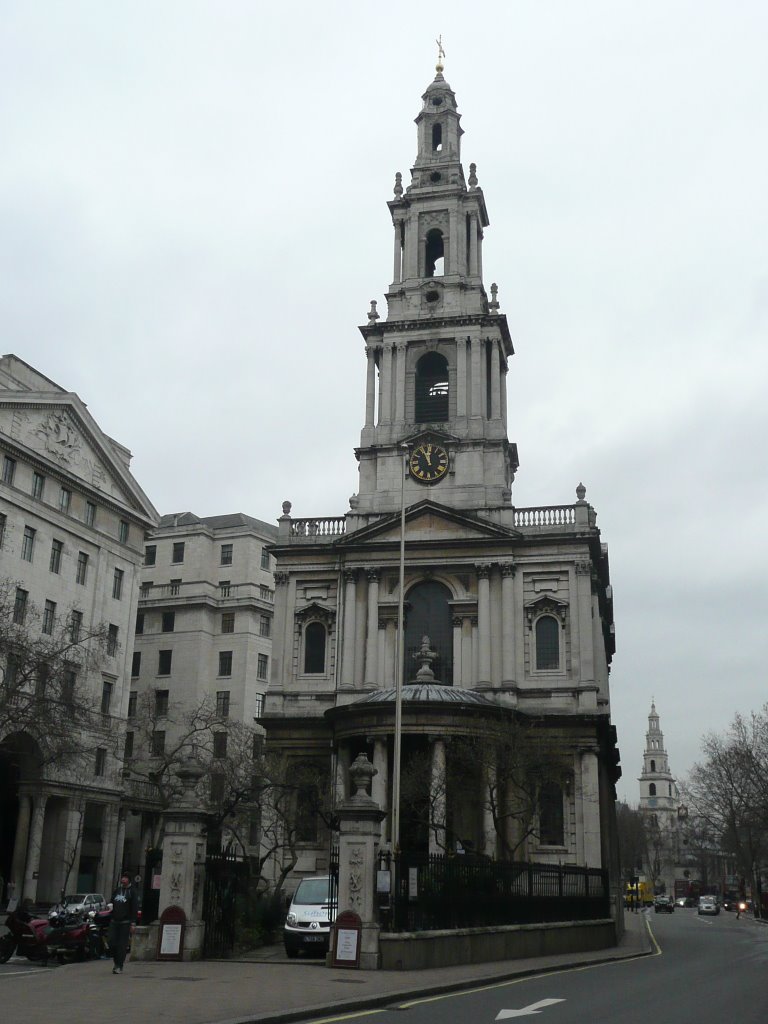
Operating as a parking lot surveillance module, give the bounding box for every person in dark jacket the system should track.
[108,873,139,974]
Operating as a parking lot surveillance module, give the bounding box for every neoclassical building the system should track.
[262,65,621,885]
[0,355,158,903]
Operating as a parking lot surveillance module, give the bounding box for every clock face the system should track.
[409,443,449,483]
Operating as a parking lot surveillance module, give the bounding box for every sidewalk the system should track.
[1,913,652,1024]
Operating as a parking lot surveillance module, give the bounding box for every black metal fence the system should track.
[202,845,249,957]
[383,851,609,932]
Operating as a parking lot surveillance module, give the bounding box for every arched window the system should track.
[649,783,657,797]
[650,759,656,772]
[304,622,326,674]
[415,352,449,422]
[425,228,444,277]
[539,781,564,846]
[535,615,560,670]
[404,580,453,685]
[432,123,442,152]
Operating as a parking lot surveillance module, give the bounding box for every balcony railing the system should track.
[513,505,576,527]
[290,517,347,538]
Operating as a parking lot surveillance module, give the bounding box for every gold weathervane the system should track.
[435,35,445,73]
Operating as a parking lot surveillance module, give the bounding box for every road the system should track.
[305,910,768,1024]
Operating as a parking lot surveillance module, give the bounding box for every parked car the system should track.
[654,895,674,913]
[698,896,720,916]
[61,893,106,914]
[283,876,336,958]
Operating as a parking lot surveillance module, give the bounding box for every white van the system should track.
[283,876,336,958]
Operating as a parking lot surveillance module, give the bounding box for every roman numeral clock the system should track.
[408,441,449,483]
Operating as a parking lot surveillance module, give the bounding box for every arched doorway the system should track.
[404,580,453,685]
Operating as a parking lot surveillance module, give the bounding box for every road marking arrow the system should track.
[496,998,566,1019]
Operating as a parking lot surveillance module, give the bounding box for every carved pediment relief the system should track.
[524,594,569,626]
[295,601,336,623]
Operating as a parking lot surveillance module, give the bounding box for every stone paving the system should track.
[0,913,651,1024]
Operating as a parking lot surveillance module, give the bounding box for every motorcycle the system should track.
[0,905,51,963]
[86,907,112,959]
[45,906,94,963]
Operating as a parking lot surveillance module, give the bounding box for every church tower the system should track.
[639,702,679,825]
[356,60,517,516]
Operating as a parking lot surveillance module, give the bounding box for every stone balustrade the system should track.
[289,517,347,539]
[514,505,577,527]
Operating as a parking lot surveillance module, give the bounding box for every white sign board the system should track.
[160,923,183,956]
[335,928,359,962]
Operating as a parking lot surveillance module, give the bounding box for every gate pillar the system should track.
[330,753,386,970]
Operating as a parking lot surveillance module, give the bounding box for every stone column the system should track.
[490,344,501,420]
[22,792,49,902]
[470,335,483,418]
[392,220,402,282]
[341,569,357,688]
[364,570,380,686]
[271,570,290,691]
[394,342,406,423]
[452,616,463,687]
[471,617,479,686]
[456,337,468,417]
[575,560,595,686]
[448,210,458,274]
[476,565,491,685]
[501,363,509,429]
[380,342,393,424]
[384,620,396,689]
[371,738,389,845]
[429,739,447,855]
[469,212,478,275]
[580,748,602,868]
[365,347,377,427]
[332,754,386,970]
[9,792,32,901]
[113,810,127,884]
[97,803,119,896]
[500,562,516,686]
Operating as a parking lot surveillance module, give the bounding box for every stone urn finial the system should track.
[394,171,403,197]
[576,482,586,503]
[413,634,437,682]
[281,500,292,517]
[368,299,380,324]
[349,753,377,799]
[175,759,205,809]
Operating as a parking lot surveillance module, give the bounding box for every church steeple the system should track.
[639,702,678,811]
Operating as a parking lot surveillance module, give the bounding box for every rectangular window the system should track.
[171,541,185,564]
[158,649,172,675]
[220,543,233,566]
[107,624,119,657]
[101,679,113,715]
[151,731,165,756]
[257,653,268,681]
[32,471,45,500]
[219,580,231,597]
[155,689,169,716]
[59,487,71,513]
[2,455,16,484]
[127,691,137,718]
[221,612,235,634]
[124,731,134,759]
[259,614,271,638]
[144,544,157,566]
[218,651,233,677]
[213,732,228,758]
[140,581,152,597]
[42,599,56,635]
[13,587,28,624]
[49,538,63,573]
[0,513,6,549]
[135,612,144,635]
[216,691,230,718]
[161,611,175,633]
[94,747,106,776]
[112,568,124,600]
[261,546,270,570]
[69,610,83,643]
[131,651,141,677]
[62,669,77,704]
[253,693,264,719]
[76,551,88,585]
[119,520,129,544]
[85,501,97,527]
[21,525,36,562]
[169,578,181,596]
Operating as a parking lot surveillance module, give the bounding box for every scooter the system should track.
[0,905,51,963]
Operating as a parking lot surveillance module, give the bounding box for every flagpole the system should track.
[392,443,409,853]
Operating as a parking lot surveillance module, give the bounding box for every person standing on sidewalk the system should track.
[108,872,139,974]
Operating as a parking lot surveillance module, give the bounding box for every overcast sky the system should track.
[2,1,766,802]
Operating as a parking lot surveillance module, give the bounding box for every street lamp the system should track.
[391,443,409,853]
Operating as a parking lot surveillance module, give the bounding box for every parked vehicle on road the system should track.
[698,896,720,916]
[61,893,106,914]
[0,905,50,963]
[654,896,674,913]
[283,876,336,958]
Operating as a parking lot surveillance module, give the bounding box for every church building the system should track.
[262,62,621,888]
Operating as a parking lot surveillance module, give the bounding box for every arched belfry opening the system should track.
[425,229,444,277]
[431,123,443,152]
[415,352,449,422]
[404,580,453,685]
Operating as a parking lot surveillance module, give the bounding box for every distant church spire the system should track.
[639,702,678,811]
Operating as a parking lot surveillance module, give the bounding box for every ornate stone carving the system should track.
[348,846,364,912]
[366,568,380,583]
[574,560,592,576]
[525,595,568,627]
[343,569,358,585]
[34,410,81,464]
[475,563,492,579]
[499,561,516,577]
[281,500,292,516]
[273,571,289,586]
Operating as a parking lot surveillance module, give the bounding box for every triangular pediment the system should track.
[337,499,521,547]
[0,393,157,521]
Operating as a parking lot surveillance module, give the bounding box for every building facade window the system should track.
[257,653,269,681]
[415,351,449,422]
[144,544,157,565]
[539,782,565,846]
[158,649,172,675]
[534,615,560,671]
[42,599,56,635]
[221,612,235,634]
[124,731,134,759]
[172,541,185,564]
[135,612,144,635]
[127,691,137,718]
[21,525,36,562]
[260,547,270,570]
[259,614,271,637]
[649,783,657,797]
[220,580,231,597]
[119,520,129,544]
[85,501,97,527]
[101,679,113,715]
[32,471,45,500]
[69,610,83,643]
[13,587,28,624]
[161,611,175,632]
[49,539,63,574]
[253,693,264,719]
[155,689,169,716]
[76,551,88,585]
[140,581,152,597]
[59,487,71,513]
[107,624,119,656]
[218,651,233,676]
[650,759,656,773]
[216,691,230,718]
[94,747,106,776]
[2,455,16,485]
[112,568,124,600]
[151,731,165,756]
[131,651,141,677]
[62,668,77,704]
[220,543,233,566]
[304,622,326,674]
[213,732,228,758]
[169,578,181,596]
[0,512,6,549]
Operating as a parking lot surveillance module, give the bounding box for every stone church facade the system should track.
[262,67,621,889]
